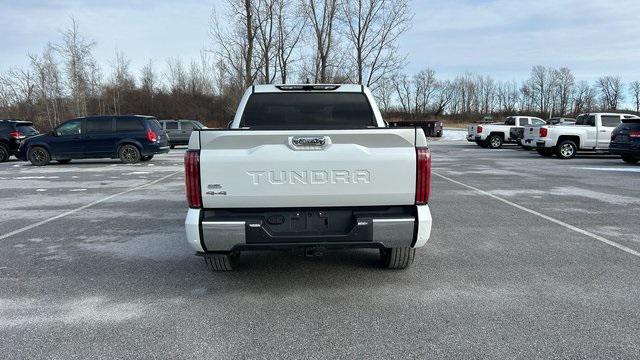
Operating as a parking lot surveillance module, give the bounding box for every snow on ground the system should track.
[434,129,467,142]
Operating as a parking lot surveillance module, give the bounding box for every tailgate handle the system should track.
[288,136,331,150]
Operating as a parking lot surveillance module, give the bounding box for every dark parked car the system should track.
[159,119,205,148]
[17,115,169,166]
[388,120,443,137]
[0,120,39,162]
[610,117,640,164]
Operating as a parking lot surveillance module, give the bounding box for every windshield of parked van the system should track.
[240,93,375,129]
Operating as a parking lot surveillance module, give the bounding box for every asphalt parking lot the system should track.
[1,137,639,359]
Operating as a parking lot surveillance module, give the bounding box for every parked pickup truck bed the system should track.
[184,84,433,271]
[467,116,545,149]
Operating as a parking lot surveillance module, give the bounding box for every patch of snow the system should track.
[439,129,468,141]
[13,176,60,180]
[576,167,640,173]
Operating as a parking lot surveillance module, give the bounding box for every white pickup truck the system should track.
[184,84,433,271]
[467,116,545,149]
[530,113,638,159]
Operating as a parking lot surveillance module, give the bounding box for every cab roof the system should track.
[252,84,364,93]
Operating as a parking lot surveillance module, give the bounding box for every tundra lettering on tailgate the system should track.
[247,170,371,185]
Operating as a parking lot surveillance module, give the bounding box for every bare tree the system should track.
[254,0,278,83]
[372,76,394,114]
[28,44,63,127]
[432,80,454,116]
[54,18,96,117]
[573,80,596,114]
[629,81,640,113]
[140,60,157,94]
[413,68,437,115]
[597,76,624,110]
[275,0,305,83]
[553,67,574,116]
[528,65,554,115]
[0,67,37,120]
[340,0,411,87]
[303,0,340,83]
[210,1,258,90]
[166,58,188,94]
[496,80,519,113]
[393,74,413,115]
[107,50,134,114]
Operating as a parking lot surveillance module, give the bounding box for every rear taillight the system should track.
[415,148,431,205]
[184,150,202,208]
[146,129,158,143]
[630,131,640,138]
[539,127,548,137]
[9,131,25,140]
[477,125,483,134]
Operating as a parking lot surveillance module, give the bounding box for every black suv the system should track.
[610,117,640,164]
[17,115,169,166]
[0,120,39,162]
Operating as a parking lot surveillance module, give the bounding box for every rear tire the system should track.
[56,159,72,164]
[487,134,503,149]
[205,252,239,272]
[380,247,415,269]
[118,144,141,164]
[556,140,577,159]
[0,144,9,162]
[621,155,639,164]
[536,148,554,157]
[140,155,154,162]
[28,146,50,166]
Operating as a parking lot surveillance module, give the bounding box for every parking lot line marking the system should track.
[432,171,640,259]
[0,172,180,241]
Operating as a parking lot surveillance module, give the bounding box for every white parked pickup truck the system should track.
[531,113,638,159]
[184,84,433,271]
[467,116,545,149]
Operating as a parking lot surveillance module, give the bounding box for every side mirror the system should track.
[227,120,233,129]
[49,130,58,136]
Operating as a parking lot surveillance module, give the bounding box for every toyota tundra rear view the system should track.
[184,84,433,271]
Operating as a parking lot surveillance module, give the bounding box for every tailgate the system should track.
[197,129,418,208]
[467,125,476,135]
[523,126,538,141]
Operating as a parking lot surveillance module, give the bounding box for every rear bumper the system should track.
[466,134,475,142]
[609,142,640,156]
[185,205,433,253]
[143,144,170,155]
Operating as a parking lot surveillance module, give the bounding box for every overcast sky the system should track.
[2,0,640,83]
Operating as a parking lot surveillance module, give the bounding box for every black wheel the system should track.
[205,252,239,272]
[170,145,175,149]
[118,144,141,164]
[140,155,154,162]
[0,144,9,162]
[536,148,554,157]
[556,140,577,159]
[621,155,639,164]
[28,146,51,166]
[380,247,415,269]
[56,159,72,164]
[487,134,503,149]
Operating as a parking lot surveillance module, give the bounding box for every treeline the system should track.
[1,0,640,131]
[382,67,640,122]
